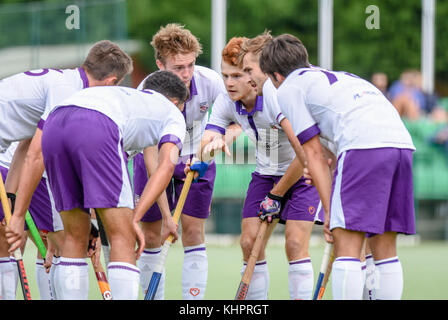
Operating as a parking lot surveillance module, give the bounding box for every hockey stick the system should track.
[313,242,333,300]
[235,218,278,300]
[0,173,32,300]
[25,211,47,259]
[90,254,113,300]
[95,212,110,267]
[317,244,335,300]
[144,170,195,300]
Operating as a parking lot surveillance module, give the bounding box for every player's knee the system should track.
[285,237,308,260]
[239,233,255,257]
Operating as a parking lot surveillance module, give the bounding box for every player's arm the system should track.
[6,129,45,253]
[4,139,32,195]
[142,145,178,243]
[301,135,333,242]
[133,142,179,224]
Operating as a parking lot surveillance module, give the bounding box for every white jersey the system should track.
[206,79,296,175]
[277,67,415,156]
[138,65,226,156]
[0,142,18,169]
[0,67,89,152]
[50,86,186,154]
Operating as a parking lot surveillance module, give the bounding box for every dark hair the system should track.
[143,70,189,104]
[260,34,310,78]
[81,40,133,82]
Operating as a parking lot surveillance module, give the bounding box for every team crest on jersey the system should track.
[199,102,210,113]
[308,206,316,215]
[190,288,200,296]
[269,122,279,129]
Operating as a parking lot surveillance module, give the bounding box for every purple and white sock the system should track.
[288,258,313,300]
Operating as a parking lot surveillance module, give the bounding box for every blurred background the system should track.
[1,0,448,242]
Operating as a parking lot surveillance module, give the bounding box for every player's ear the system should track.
[156,59,165,71]
[103,75,119,86]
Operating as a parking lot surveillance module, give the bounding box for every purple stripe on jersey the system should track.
[205,124,226,135]
[158,134,183,152]
[77,67,89,88]
[297,124,320,144]
[108,264,140,274]
[184,247,206,254]
[235,96,263,116]
[289,258,312,265]
[183,76,198,121]
[248,115,259,140]
[276,112,284,124]
[186,76,198,103]
[375,258,399,266]
[38,119,45,130]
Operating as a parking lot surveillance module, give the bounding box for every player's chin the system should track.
[228,91,242,101]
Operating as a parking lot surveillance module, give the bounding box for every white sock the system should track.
[54,257,89,300]
[0,257,18,300]
[182,244,208,300]
[137,247,165,300]
[373,256,403,300]
[49,256,59,300]
[241,260,269,300]
[108,262,140,300]
[36,259,52,300]
[288,258,313,300]
[363,254,376,300]
[332,257,363,300]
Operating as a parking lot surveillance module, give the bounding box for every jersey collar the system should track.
[77,67,90,88]
[235,95,263,116]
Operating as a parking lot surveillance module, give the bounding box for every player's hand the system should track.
[133,220,145,260]
[323,216,334,243]
[161,217,179,244]
[258,193,283,223]
[5,215,26,253]
[304,158,333,185]
[202,135,231,159]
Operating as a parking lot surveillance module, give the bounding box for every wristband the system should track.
[267,192,283,202]
[7,192,16,212]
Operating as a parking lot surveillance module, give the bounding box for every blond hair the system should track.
[237,30,273,66]
[81,40,133,82]
[151,23,203,63]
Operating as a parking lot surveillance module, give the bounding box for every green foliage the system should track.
[127,0,448,90]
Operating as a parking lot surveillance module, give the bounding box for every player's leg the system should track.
[368,231,402,300]
[54,208,91,300]
[96,207,140,300]
[27,176,64,300]
[138,220,165,299]
[240,217,270,300]
[331,228,365,300]
[0,166,17,300]
[133,153,168,299]
[181,214,208,299]
[285,220,314,300]
[239,172,277,300]
[174,158,215,300]
[283,180,320,300]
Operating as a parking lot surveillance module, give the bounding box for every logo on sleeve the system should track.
[199,102,210,113]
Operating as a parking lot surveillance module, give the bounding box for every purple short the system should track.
[242,171,322,223]
[330,148,416,236]
[0,166,62,232]
[41,106,133,213]
[133,153,216,222]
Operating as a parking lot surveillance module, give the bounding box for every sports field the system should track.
[17,235,448,300]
